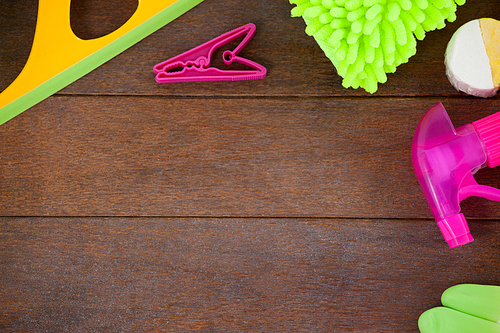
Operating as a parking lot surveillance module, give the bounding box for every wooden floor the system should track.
[1,0,499,331]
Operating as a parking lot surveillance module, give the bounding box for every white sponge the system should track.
[445,18,500,98]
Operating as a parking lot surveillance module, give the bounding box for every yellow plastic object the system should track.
[0,0,203,125]
[480,18,500,88]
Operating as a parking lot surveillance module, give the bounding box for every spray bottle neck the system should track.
[473,112,500,168]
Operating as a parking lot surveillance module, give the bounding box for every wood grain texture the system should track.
[0,0,500,332]
[1,217,500,332]
[70,0,139,40]
[0,96,499,218]
[0,1,37,94]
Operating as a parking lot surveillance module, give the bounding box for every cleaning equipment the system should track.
[445,18,500,98]
[418,284,500,333]
[153,23,266,83]
[0,0,203,126]
[412,102,500,248]
[289,0,466,93]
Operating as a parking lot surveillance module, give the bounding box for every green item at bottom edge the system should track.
[419,284,500,333]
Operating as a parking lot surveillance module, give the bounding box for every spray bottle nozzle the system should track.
[412,103,500,248]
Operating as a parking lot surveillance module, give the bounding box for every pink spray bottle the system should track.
[412,103,500,248]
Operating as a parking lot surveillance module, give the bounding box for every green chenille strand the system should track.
[290,0,466,93]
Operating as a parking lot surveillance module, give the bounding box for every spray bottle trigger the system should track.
[459,185,500,203]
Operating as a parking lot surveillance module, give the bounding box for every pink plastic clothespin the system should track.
[153,23,266,83]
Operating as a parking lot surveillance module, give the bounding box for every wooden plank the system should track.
[1,1,499,97]
[1,2,499,333]
[0,96,499,218]
[1,217,499,332]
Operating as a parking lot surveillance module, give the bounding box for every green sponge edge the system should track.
[0,0,204,126]
[290,0,466,93]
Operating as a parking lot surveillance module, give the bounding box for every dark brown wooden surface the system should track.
[1,0,499,332]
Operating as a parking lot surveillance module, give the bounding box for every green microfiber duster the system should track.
[290,0,466,93]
